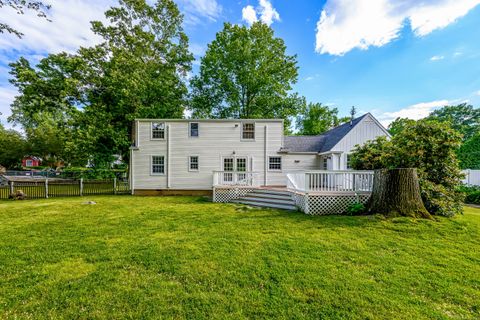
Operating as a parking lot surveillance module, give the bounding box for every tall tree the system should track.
[427,103,480,140]
[296,102,342,135]
[8,0,193,167]
[0,0,51,38]
[189,22,301,129]
[458,133,480,169]
[387,117,415,136]
[0,124,27,169]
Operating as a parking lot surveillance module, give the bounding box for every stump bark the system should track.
[368,168,431,219]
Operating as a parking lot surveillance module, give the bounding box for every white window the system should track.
[242,122,255,140]
[346,154,353,170]
[26,160,33,167]
[268,157,282,171]
[189,122,199,137]
[151,156,165,174]
[151,122,165,139]
[189,156,199,171]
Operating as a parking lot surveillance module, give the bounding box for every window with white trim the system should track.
[346,154,353,170]
[242,122,255,140]
[189,156,199,171]
[26,159,33,167]
[151,156,165,174]
[268,156,282,171]
[322,157,328,170]
[151,122,165,139]
[189,122,199,137]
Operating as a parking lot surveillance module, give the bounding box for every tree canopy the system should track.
[8,0,193,167]
[0,124,27,169]
[189,22,301,130]
[295,102,348,135]
[427,103,480,140]
[458,133,480,169]
[351,119,463,217]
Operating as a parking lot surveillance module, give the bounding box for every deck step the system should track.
[232,199,297,211]
[249,189,292,196]
[244,192,293,201]
[240,196,295,206]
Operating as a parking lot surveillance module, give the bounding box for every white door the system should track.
[222,156,248,184]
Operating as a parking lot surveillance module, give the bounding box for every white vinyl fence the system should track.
[462,170,480,186]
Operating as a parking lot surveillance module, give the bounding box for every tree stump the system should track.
[368,168,431,219]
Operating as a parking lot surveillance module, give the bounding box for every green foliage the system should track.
[351,119,463,216]
[457,133,480,169]
[0,125,27,169]
[387,117,415,136]
[295,102,343,135]
[345,202,366,215]
[458,185,480,204]
[8,0,193,167]
[189,22,301,130]
[427,103,480,140]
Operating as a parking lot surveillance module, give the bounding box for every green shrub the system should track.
[345,203,366,215]
[458,185,480,204]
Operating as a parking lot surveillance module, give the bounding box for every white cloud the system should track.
[242,5,258,25]
[177,0,222,25]
[0,86,17,128]
[315,0,480,55]
[0,0,114,54]
[305,76,315,81]
[430,55,445,61]
[475,90,480,96]
[376,99,449,126]
[242,0,280,26]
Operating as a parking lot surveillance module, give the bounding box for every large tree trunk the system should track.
[368,168,431,219]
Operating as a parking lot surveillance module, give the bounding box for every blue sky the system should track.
[1,0,480,128]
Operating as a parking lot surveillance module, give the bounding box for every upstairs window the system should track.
[152,156,165,174]
[189,122,199,137]
[152,122,165,139]
[189,156,199,171]
[242,123,255,140]
[269,157,282,171]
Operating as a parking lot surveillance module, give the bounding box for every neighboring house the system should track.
[22,156,41,167]
[129,113,389,195]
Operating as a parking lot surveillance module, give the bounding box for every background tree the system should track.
[351,119,463,217]
[296,102,343,135]
[189,22,301,130]
[0,124,27,169]
[8,0,193,167]
[0,0,51,38]
[427,103,480,140]
[387,117,415,136]
[458,133,480,169]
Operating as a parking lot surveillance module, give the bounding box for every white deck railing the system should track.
[286,170,374,193]
[213,171,260,187]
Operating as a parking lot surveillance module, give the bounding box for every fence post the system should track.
[79,178,83,196]
[113,178,117,195]
[45,179,49,198]
[9,181,14,195]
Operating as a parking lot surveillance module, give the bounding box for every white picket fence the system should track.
[462,170,480,186]
[286,170,374,193]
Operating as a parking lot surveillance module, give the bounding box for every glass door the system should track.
[223,157,234,183]
[236,157,247,183]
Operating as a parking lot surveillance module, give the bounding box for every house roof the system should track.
[284,113,370,153]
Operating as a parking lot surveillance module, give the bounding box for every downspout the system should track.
[167,124,171,189]
[264,125,268,186]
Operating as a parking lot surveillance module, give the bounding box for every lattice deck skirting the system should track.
[213,187,257,203]
[213,186,371,215]
[300,192,371,215]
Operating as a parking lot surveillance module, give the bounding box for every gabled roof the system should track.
[284,113,370,153]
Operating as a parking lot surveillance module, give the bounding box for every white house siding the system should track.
[267,153,320,185]
[131,119,284,190]
[331,114,389,169]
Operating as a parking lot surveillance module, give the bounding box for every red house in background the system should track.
[22,156,41,167]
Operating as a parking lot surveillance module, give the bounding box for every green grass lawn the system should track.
[0,196,479,319]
